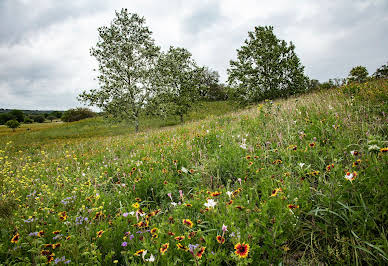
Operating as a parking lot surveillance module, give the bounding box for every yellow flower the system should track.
[132,202,140,209]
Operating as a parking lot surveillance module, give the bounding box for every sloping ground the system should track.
[0,82,387,265]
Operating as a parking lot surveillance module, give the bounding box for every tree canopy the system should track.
[79,9,160,132]
[227,26,308,103]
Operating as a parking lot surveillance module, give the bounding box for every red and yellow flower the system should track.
[160,243,169,255]
[216,235,225,244]
[11,233,20,243]
[196,246,206,258]
[182,219,194,228]
[234,242,250,258]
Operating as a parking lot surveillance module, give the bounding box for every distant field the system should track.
[0,82,387,265]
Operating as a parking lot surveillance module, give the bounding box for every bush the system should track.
[0,113,14,125]
[33,115,45,123]
[61,108,96,122]
[23,117,33,124]
[9,110,24,122]
[5,120,20,131]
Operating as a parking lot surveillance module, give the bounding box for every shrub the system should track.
[5,120,20,131]
[32,115,45,123]
[61,108,96,122]
[23,117,33,124]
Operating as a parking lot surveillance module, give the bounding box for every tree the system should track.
[348,66,368,83]
[78,9,160,132]
[373,62,388,79]
[5,120,20,131]
[32,115,45,123]
[0,113,14,125]
[47,115,56,122]
[227,26,308,103]
[61,108,95,122]
[155,46,204,123]
[198,67,226,100]
[9,110,24,123]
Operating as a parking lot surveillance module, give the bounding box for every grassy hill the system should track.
[0,80,387,265]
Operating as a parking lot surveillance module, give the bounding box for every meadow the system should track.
[0,80,387,265]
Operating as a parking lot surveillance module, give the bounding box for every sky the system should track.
[0,0,387,110]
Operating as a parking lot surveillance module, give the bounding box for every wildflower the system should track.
[53,230,61,235]
[179,190,184,200]
[176,243,188,251]
[273,159,282,164]
[352,159,361,167]
[121,242,127,247]
[216,235,225,244]
[123,212,129,217]
[113,260,118,264]
[237,178,242,185]
[188,231,197,239]
[181,167,188,173]
[96,230,104,238]
[270,188,282,197]
[37,230,45,237]
[204,199,217,209]
[182,219,194,228]
[59,211,67,221]
[211,191,221,197]
[309,142,316,148]
[345,171,357,181]
[185,203,192,207]
[234,242,250,258]
[380,147,388,153]
[134,249,145,256]
[222,224,228,232]
[350,150,359,156]
[11,233,20,243]
[132,202,140,209]
[150,228,158,234]
[287,204,299,209]
[196,246,206,258]
[175,235,185,241]
[226,191,233,198]
[326,164,334,171]
[160,243,169,255]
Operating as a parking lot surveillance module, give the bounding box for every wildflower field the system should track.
[0,81,387,265]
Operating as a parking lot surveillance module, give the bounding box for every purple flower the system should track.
[121,241,128,247]
[123,212,129,217]
[129,234,134,240]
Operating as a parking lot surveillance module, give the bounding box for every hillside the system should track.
[0,81,387,265]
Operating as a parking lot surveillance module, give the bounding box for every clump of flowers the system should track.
[234,242,250,258]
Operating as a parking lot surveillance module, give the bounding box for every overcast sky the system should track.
[0,0,387,110]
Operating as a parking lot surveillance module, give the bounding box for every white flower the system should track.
[171,202,177,207]
[142,250,155,262]
[226,191,233,198]
[298,163,305,168]
[181,167,188,173]
[240,144,247,149]
[344,172,354,181]
[204,199,217,208]
[222,224,228,232]
[350,150,355,156]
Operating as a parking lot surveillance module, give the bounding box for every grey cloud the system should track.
[183,2,224,35]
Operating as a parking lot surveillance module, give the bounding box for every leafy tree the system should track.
[24,117,33,124]
[51,111,63,118]
[373,62,388,79]
[199,67,226,100]
[61,108,95,122]
[227,26,308,103]
[47,115,56,122]
[9,110,24,122]
[0,113,14,125]
[5,120,20,131]
[79,9,160,132]
[32,115,45,123]
[348,66,368,83]
[155,46,204,123]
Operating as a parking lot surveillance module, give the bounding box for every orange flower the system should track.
[11,233,20,243]
[37,230,45,237]
[182,219,194,228]
[196,246,206,258]
[150,228,158,234]
[287,204,299,209]
[216,235,225,244]
[270,188,282,197]
[160,243,169,255]
[234,242,250,258]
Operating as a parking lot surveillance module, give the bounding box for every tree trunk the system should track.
[180,114,184,124]
[135,119,139,133]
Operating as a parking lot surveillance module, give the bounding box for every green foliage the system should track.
[79,9,160,132]
[0,87,387,264]
[5,120,20,131]
[61,108,95,122]
[9,110,24,123]
[227,25,308,103]
[0,113,14,125]
[153,46,205,123]
[373,62,388,79]
[32,115,45,123]
[23,117,33,124]
[348,65,369,83]
[47,115,56,122]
